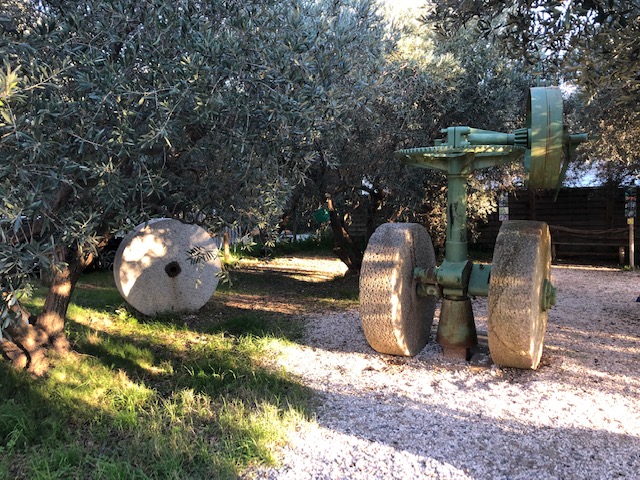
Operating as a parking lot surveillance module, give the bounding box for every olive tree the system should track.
[427,0,640,183]
[0,0,389,373]
[291,14,531,272]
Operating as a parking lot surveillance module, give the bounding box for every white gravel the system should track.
[243,264,640,479]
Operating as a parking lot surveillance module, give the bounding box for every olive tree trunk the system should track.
[326,195,362,273]
[0,247,87,375]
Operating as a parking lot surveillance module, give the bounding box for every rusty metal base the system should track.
[436,297,477,359]
[442,346,471,361]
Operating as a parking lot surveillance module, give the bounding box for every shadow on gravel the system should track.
[301,265,640,477]
[314,386,640,478]
[542,266,640,385]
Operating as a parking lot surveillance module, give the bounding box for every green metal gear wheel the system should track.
[525,87,565,189]
[396,145,526,171]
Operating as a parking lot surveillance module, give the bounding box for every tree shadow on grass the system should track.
[68,316,312,401]
[2,303,314,480]
[66,262,340,407]
[0,357,252,479]
[1,261,348,477]
[1,333,311,479]
[73,264,358,340]
[220,266,359,304]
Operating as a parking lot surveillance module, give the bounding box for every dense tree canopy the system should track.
[290,13,531,269]
[0,0,388,371]
[6,0,628,373]
[426,0,640,184]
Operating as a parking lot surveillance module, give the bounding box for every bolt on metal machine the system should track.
[359,87,587,369]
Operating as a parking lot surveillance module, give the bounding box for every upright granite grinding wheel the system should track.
[359,223,436,356]
[488,220,552,369]
[114,219,222,316]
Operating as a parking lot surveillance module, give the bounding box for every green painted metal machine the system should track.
[359,87,587,369]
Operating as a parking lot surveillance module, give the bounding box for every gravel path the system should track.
[244,264,640,479]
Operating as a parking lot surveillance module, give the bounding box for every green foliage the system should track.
[427,0,640,185]
[0,0,389,332]
[291,12,531,248]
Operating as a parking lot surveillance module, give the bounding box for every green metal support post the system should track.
[399,140,522,358]
[435,159,477,358]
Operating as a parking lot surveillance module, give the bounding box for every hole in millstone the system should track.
[165,261,182,278]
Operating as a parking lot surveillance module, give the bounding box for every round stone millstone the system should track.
[488,220,551,369]
[113,218,222,316]
[359,223,437,356]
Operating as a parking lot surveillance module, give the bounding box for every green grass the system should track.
[227,233,336,260]
[0,258,356,480]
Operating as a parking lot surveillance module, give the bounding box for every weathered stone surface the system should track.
[113,218,221,316]
[488,220,551,369]
[359,223,436,356]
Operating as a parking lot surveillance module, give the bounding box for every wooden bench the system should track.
[549,226,630,263]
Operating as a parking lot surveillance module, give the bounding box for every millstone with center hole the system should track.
[113,218,221,316]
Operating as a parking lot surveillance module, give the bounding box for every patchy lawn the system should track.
[0,256,357,480]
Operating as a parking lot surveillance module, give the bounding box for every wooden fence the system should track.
[474,186,638,263]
